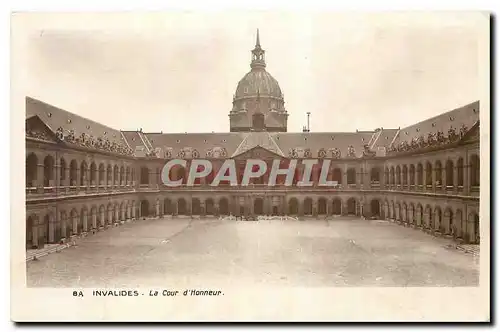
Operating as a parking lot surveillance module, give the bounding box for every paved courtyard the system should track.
[26,217,479,287]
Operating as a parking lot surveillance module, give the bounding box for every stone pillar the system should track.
[36,163,44,193]
[442,164,448,189]
[81,213,87,232]
[356,167,362,188]
[422,166,427,191]
[407,167,411,188]
[464,155,470,195]
[467,214,475,244]
[76,166,81,189]
[48,218,54,243]
[64,167,70,187]
[32,218,39,248]
[363,165,369,189]
[55,164,61,188]
[132,205,136,219]
[431,164,436,192]
[247,197,253,215]
[214,202,219,217]
[453,164,459,193]
[444,212,451,235]
[341,202,347,216]
[313,200,318,218]
[92,212,97,229]
[298,199,304,217]
[424,209,430,229]
[186,198,192,216]
[200,201,206,217]
[72,216,78,235]
[265,197,272,215]
[156,200,160,218]
[234,197,241,216]
[342,167,348,188]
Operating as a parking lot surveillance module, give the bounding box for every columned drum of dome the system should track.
[229,29,288,132]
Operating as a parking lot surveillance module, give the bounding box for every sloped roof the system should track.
[26,96,480,160]
[121,131,150,152]
[231,132,284,157]
[392,101,480,146]
[26,97,126,147]
[271,132,375,158]
[143,132,245,157]
[371,128,400,148]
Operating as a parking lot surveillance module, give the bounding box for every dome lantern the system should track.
[251,29,266,70]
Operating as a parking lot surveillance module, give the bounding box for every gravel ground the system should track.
[26,217,479,287]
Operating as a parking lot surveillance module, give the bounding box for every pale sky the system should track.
[16,12,484,133]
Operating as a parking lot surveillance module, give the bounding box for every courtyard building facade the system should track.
[25,32,480,250]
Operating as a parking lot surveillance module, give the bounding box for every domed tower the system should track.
[229,30,288,132]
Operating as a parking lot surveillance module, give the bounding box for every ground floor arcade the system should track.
[25,192,480,250]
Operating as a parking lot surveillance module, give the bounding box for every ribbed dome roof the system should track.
[234,69,283,99]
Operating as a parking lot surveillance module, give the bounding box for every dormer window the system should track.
[47,112,52,117]
[204,139,207,143]
[473,108,477,113]
[405,131,409,135]
[432,123,436,127]
[176,139,180,143]
[222,139,227,143]
[416,128,420,132]
[449,116,455,121]
[86,125,90,129]
[331,136,335,140]
[104,131,107,135]
[67,119,71,124]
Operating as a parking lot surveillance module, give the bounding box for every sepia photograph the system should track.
[10,10,490,322]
